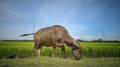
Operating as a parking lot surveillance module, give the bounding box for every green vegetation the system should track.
[82,42,120,57]
[0,42,120,67]
[0,57,119,67]
[0,42,120,58]
[0,42,34,58]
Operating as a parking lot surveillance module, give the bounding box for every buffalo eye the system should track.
[72,46,79,50]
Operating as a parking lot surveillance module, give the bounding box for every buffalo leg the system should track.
[34,44,42,57]
[52,46,56,58]
[35,48,41,57]
[61,45,67,58]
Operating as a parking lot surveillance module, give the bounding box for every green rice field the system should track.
[0,42,120,67]
[0,42,120,58]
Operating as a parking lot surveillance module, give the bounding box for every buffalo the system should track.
[21,25,82,60]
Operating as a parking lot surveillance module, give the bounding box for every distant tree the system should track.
[98,39,103,42]
[77,39,83,42]
[0,40,34,42]
[91,39,103,42]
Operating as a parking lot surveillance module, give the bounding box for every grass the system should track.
[0,56,120,67]
[0,42,34,58]
[0,42,120,58]
[81,42,120,57]
[0,42,72,58]
[0,42,120,67]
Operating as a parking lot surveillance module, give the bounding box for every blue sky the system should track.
[0,0,120,40]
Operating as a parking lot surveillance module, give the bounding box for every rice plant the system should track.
[0,42,120,58]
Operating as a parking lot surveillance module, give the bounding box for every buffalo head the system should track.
[72,40,82,60]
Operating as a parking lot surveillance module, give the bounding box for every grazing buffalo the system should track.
[21,25,82,60]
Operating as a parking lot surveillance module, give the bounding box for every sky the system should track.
[0,0,120,41]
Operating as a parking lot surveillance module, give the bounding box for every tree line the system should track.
[0,39,120,43]
[77,39,120,43]
[0,40,34,42]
